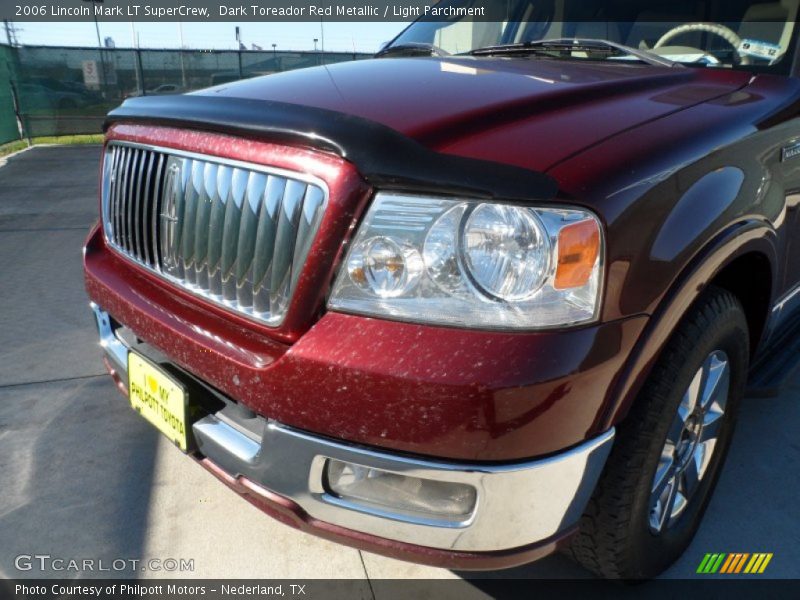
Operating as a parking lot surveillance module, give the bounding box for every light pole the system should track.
[82,0,107,95]
[130,22,141,94]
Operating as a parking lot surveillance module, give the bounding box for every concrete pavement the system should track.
[0,146,797,589]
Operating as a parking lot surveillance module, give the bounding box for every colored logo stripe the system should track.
[697,553,726,573]
[720,553,749,573]
[744,553,773,574]
[698,553,773,574]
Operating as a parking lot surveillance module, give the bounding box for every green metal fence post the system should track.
[0,43,25,145]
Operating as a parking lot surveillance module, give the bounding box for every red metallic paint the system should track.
[550,75,800,320]
[204,57,750,172]
[85,224,647,461]
[197,457,569,570]
[601,224,779,430]
[545,74,800,426]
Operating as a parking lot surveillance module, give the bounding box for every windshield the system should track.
[389,0,799,72]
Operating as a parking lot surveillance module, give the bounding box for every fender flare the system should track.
[601,218,779,429]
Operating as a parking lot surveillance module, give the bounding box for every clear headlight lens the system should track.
[329,193,603,329]
[463,204,550,301]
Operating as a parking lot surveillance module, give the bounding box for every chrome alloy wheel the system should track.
[648,350,731,534]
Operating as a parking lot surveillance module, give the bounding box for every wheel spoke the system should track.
[651,455,675,500]
[701,410,724,443]
[680,366,705,421]
[666,411,684,445]
[700,353,730,413]
[659,478,679,531]
[682,451,701,497]
[696,439,716,479]
[671,489,689,522]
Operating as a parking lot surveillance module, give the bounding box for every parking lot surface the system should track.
[1,147,798,589]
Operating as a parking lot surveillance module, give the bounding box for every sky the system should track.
[8,21,410,53]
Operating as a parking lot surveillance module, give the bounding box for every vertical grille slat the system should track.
[105,146,120,238]
[101,142,327,327]
[193,162,217,292]
[114,146,128,246]
[140,151,155,265]
[219,168,249,303]
[151,153,167,268]
[132,149,147,260]
[231,171,266,308]
[252,175,285,315]
[291,186,326,294]
[124,148,138,253]
[181,160,201,286]
[207,165,232,298]
[269,180,306,316]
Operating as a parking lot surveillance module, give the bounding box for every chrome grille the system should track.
[102,142,328,326]
[103,145,168,269]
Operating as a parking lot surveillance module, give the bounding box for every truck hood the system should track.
[199,57,750,172]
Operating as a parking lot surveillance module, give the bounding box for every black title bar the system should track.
[2,0,792,23]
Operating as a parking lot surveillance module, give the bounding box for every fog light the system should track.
[325,459,477,521]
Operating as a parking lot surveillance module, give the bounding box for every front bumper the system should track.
[92,303,614,563]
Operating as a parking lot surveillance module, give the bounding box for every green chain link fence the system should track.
[0,44,21,145]
[0,43,371,143]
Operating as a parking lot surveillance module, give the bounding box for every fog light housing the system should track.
[324,459,477,522]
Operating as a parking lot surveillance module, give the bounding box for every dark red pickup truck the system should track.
[84,1,800,579]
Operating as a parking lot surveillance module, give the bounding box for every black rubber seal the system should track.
[106,94,558,202]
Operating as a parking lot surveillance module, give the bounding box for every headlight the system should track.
[328,193,603,329]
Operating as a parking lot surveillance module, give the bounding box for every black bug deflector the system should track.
[106,94,559,203]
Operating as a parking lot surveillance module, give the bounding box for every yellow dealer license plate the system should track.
[128,352,190,451]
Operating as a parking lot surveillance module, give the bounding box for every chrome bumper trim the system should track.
[91,304,614,552]
[194,415,614,552]
[91,302,128,373]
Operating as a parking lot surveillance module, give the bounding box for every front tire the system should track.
[569,286,750,579]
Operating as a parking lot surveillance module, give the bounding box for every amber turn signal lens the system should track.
[554,219,600,290]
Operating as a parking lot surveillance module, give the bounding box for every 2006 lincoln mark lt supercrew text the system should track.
[83,0,800,579]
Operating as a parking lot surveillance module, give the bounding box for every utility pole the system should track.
[178,22,187,89]
[235,27,243,78]
[87,2,103,51]
[130,22,144,95]
[3,20,20,47]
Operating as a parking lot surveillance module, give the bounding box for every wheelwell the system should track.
[709,253,772,356]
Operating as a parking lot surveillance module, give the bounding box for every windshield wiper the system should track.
[470,38,683,68]
[376,43,450,58]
